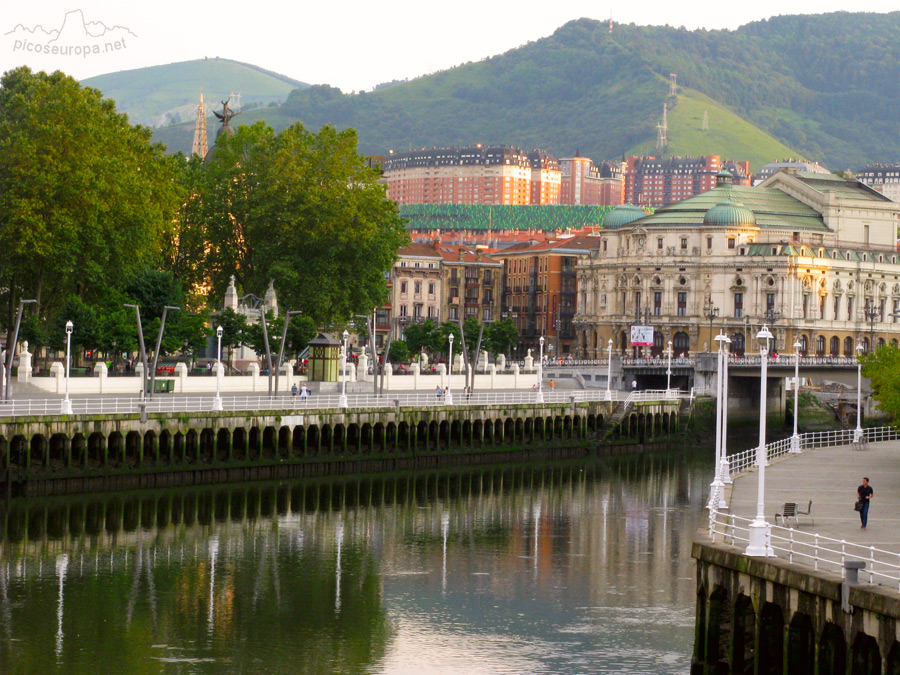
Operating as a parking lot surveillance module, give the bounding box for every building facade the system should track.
[382,146,560,205]
[559,156,624,206]
[435,245,503,325]
[390,243,444,339]
[624,155,751,208]
[856,165,900,203]
[575,170,900,359]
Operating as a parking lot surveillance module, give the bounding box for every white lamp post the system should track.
[746,324,775,557]
[446,333,454,405]
[536,336,545,403]
[212,326,224,411]
[61,321,74,415]
[790,340,803,453]
[605,338,613,401]
[720,335,732,486]
[340,329,349,408]
[665,339,673,392]
[855,342,864,442]
[709,333,729,510]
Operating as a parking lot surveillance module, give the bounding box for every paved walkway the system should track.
[726,440,900,555]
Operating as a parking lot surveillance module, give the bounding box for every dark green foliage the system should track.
[485,319,520,356]
[860,346,900,426]
[386,340,409,364]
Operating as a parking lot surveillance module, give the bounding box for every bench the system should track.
[775,500,814,528]
[851,438,869,451]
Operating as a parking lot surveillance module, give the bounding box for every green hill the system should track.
[135,12,897,169]
[82,57,307,127]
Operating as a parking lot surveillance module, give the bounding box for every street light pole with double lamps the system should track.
[339,329,349,408]
[212,326,224,411]
[709,333,730,511]
[855,342,865,442]
[746,324,775,557]
[790,340,803,453]
[446,333,454,405]
[605,338,613,401]
[536,336,545,403]
[62,321,74,415]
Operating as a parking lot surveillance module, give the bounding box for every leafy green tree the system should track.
[387,340,409,364]
[860,346,900,425]
[0,67,181,344]
[182,121,408,325]
[486,319,519,357]
[403,319,441,356]
[439,321,462,356]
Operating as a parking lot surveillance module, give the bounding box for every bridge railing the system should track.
[708,510,900,590]
[728,355,858,366]
[726,427,900,478]
[0,388,699,418]
[622,358,695,367]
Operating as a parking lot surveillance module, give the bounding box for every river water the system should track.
[0,449,711,674]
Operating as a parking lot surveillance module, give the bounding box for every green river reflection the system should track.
[0,451,710,674]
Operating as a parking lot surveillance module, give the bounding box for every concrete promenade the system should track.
[727,438,900,555]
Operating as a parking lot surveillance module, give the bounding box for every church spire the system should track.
[191,94,208,158]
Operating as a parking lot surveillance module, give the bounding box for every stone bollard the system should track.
[842,560,866,613]
[50,362,65,394]
[17,343,32,383]
[94,361,108,393]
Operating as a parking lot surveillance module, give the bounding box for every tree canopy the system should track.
[860,346,900,425]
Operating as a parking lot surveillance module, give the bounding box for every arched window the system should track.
[731,333,745,357]
[799,335,808,356]
[878,337,885,350]
[653,332,664,357]
[673,331,690,356]
[862,336,870,353]
[816,335,825,356]
[830,336,839,357]
[844,336,854,356]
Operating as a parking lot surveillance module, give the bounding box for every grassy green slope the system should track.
[627,88,802,172]
[83,57,306,127]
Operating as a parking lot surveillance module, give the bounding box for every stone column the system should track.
[17,343,32,383]
[94,361,108,393]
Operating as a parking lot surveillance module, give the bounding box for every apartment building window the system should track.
[657,237,664,250]
[399,305,408,317]
[413,304,422,318]
[428,306,436,318]
[706,236,713,250]
[634,291,642,318]
[727,238,736,249]
[680,238,688,250]
[449,307,459,320]
[483,308,491,321]
[414,281,421,294]
[677,292,687,316]
[400,281,408,294]
[820,295,826,319]
[484,271,493,284]
[847,296,854,321]
[428,282,435,295]
[734,293,743,318]
[766,293,776,313]
[653,291,662,316]
[602,240,608,252]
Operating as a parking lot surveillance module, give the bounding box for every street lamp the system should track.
[709,333,730,511]
[62,321,74,415]
[3,298,37,402]
[340,329,350,408]
[212,326,224,411]
[123,304,149,399]
[863,300,878,353]
[273,310,302,396]
[790,340,802,453]
[703,299,719,353]
[665,339,673,392]
[605,338,613,401]
[746,324,774,557]
[536,335,545,403]
[553,316,561,358]
[855,342,864,442]
[446,333,454,405]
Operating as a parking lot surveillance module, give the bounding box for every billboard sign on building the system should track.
[630,325,654,346]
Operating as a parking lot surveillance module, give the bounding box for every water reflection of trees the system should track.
[0,451,710,674]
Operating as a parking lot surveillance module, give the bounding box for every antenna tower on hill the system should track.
[229,92,242,110]
[656,103,668,151]
[668,73,677,97]
[609,11,613,33]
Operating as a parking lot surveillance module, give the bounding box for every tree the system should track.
[860,346,900,425]
[485,319,519,357]
[181,121,408,326]
[0,67,181,345]
[387,340,409,364]
[403,319,441,356]
[214,308,248,368]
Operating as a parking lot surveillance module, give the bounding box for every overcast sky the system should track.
[1,1,896,91]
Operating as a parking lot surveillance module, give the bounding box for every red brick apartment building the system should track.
[559,156,624,206]
[382,145,560,205]
[624,156,751,208]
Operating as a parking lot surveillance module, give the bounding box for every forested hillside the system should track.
[145,12,899,169]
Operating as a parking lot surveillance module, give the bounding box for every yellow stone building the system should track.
[574,170,900,357]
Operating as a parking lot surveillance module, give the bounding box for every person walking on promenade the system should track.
[857,477,874,529]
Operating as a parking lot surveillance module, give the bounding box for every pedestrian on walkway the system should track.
[436,385,442,399]
[857,476,874,529]
[291,384,298,400]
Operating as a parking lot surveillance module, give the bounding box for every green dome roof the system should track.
[703,200,756,227]
[603,204,647,229]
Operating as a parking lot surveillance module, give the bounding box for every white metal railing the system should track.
[728,355,857,367]
[708,510,900,591]
[726,426,900,478]
[622,357,696,367]
[0,388,697,418]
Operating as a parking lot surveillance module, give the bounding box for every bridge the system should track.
[692,427,900,674]
[0,389,691,497]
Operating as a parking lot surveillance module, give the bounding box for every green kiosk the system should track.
[307,333,341,382]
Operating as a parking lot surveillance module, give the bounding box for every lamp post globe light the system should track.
[212,326,224,412]
[61,320,74,415]
[746,324,775,557]
[446,333,454,405]
[665,340,673,392]
[340,329,350,408]
[536,335,545,403]
[790,340,803,453]
[855,342,865,442]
